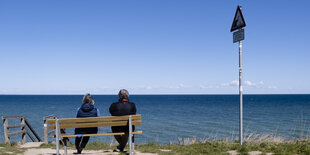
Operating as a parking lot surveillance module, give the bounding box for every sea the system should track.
[0,95,310,144]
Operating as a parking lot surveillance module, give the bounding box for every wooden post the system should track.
[43,115,57,144]
[21,117,26,144]
[3,118,10,144]
[43,118,48,144]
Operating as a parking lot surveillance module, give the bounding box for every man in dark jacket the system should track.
[109,89,136,152]
[75,93,100,154]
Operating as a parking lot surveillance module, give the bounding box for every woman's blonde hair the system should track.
[82,93,95,105]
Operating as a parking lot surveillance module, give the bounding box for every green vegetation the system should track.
[0,143,26,155]
[38,143,56,149]
[133,140,310,155]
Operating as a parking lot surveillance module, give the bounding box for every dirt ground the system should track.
[24,148,157,155]
[19,142,157,155]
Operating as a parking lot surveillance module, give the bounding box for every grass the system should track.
[0,143,26,155]
[135,140,310,155]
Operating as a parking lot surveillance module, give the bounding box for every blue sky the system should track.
[0,0,309,94]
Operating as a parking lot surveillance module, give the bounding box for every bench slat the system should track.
[57,131,143,138]
[62,132,125,138]
[47,115,141,124]
[48,120,142,129]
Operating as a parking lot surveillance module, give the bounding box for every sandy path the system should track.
[24,148,157,155]
[19,142,156,155]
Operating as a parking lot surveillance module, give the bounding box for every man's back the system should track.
[109,99,136,116]
[110,89,136,152]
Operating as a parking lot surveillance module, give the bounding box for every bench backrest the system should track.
[47,114,141,129]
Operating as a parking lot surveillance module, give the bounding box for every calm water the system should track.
[0,95,310,144]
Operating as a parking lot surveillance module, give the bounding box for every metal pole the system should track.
[239,40,243,145]
[56,119,60,155]
[64,139,67,155]
[129,115,133,155]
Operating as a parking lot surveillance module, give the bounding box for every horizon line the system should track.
[0,93,309,95]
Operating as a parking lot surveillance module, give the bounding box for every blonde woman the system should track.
[74,93,100,154]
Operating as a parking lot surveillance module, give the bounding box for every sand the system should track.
[24,148,157,155]
[20,142,157,155]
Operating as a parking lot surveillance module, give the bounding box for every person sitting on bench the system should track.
[109,89,136,152]
[75,93,100,154]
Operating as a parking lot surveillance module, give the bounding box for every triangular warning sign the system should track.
[230,6,246,32]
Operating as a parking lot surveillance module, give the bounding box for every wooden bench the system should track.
[47,114,142,155]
